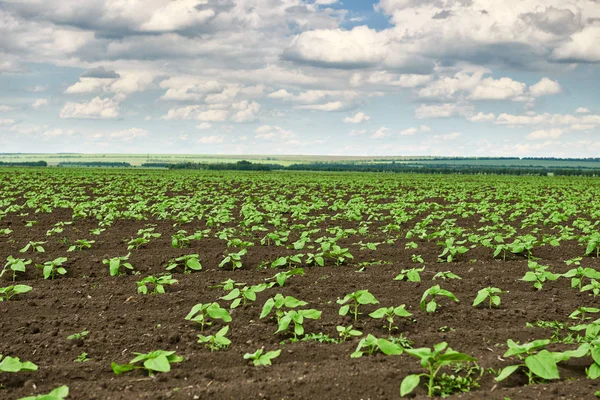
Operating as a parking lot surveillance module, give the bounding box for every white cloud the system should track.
[28,85,48,93]
[552,26,600,62]
[59,97,120,119]
[576,107,591,114]
[231,101,261,123]
[400,125,431,135]
[415,103,474,119]
[255,125,295,140]
[32,98,49,110]
[528,129,564,140]
[0,105,14,112]
[349,128,367,136]
[297,101,344,111]
[344,112,370,124]
[470,77,526,101]
[529,78,561,97]
[267,89,294,99]
[195,122,212,130]
[198,135,225,144]
[371,127,390,139]
[199,109,229,122]
[364,71,432,88]
[469,112,496,122]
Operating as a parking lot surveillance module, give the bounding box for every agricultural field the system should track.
[2,168,600,399]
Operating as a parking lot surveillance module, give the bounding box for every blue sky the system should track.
[1,0,600,157]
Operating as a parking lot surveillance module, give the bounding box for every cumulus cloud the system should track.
[296,101,345,111]
[552,26,600,62]
[267,89,294,99]
[528,128,564,140]
[59,97,120,119]
[231,101,261,122]
[32,98,49,110]
[255,125,295,140]
[371,127,391,139]
[576,107,591,114]
[529,77,561,97]
[415,103,474,119]
[468,112,496,122]
[344,112,370,124]
[81,66,120,79]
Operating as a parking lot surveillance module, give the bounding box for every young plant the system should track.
[337,290,379,321]
[219,249,247,271]
[472,287,507,309]
[75,353,89,363]
[260,293,321,338]
[420,285,459,313]
[111,350,183,376]
[562,266,600,289]
[394,267,425,282]
[0,354,38,374]
[351,334,404,358]
[0,284,32,301]
[432,271,462,281]
[437,238,469,263]
[220,283,268,309]
[20,386,69,400]
[67,239,95,252]
[67,330,89,341]
[585,232,600,257]
[243,348,281,366]
[336,325,362,342]
[369,305,412,332]
[197,325,231,351]
[265,267,304,287]
[270,254,303,269]
[185,302,232,331]
[411,254,425,264]
[521,261,559,290]
[1,256,31,281]
[136,275,178,295]
[103,253,134,277]
[400,342,476,397]
[165,254,202,273]
[127,237,149,250]
[582,279,600,297]
[37,257,68,280]
[569,307,600,322]
[19,241,46,253]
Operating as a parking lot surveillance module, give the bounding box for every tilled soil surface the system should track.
[1,170,600,399]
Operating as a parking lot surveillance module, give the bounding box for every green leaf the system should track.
[144,354,171,373]
[472,290,488,307]
[260,298,275,319]
[525,350,559,380]
[495,364,520,382]
[368,307,389,319]
[377,339,403,356]
[111,362,135,375]
[587,362,600,379]
[339,304,350,316]
[400,374,420,397]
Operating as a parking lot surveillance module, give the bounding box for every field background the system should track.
[2,153,600,168]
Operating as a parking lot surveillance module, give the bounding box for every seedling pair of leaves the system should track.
[437,238,469,263]
[103,253,134,277]
[1,256,31,281]
[197,326,231,351]
[472,287,507,309]
[219,248,247,271]
[265,267,304,287]
[562,266,600,289]
[336,325,362,342]
[19,385,69,400]
[369,305,412,332]
[0,284,32,301]
[521,261,559,290]
[351,334,404,358]
[67,239,94,252]
[112,350,183,376]
[394,267,424,282]
[260,294,322,338]
[338,290,379,321]
[37,257,68,280]
[0,355,38,374]
[19,241,46,253]
[270,255,303,269]
[243,348,281,366]
[400,342,476,397]
[136,275,178,295]
[420,285,459,313]
[220,283,268,309]
[165,254,202,273]
[185,302,232,331]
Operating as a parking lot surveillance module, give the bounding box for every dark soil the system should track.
[1,170,600,399]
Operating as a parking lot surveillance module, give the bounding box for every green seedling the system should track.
[432,271,462,280]
[337,290,379,321]
[400,342,476,397]
[351,334,404,358]
[37,257,68,280]
[411,254,424,264]
[270,254,303,269]
[90,228,105,235]
[0,284,32,301]
[103,253,134,277]
[0,355,38,374]
[136,275,178,295]
[220,283,268,309]
[19,385,69,400]
[165,254,202,273]
[394,267,425,282]
[369,305,412,332]
[219,249,247,271]
[1,256,31,281]
[336,325,362,342]
[525,320,574,344]
[261,231,290,246]
[521,261,559,290]
[585,232,600,257]
[265,268,304,287]
[473,287,507,309]
[185,302,232,331]
[562,266,600,289]
[243,348,281,366]
[582,279,600,297]
[19,241,46,253]
[127,237,149,250]
[197,325,231,351]
[569,307,600,322]
[420,285,459,313]
[0,228,13,235]
[67,239,95,252]
[260,293,321,338]
[437,238,469,263]
[67,330,89,341]
[75,353,89,363]
[112,350,183,376]
[210,278,245,291]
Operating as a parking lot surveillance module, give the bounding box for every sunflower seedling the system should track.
[219,249,247,271]
[67,330,89,341]
[562,266,600,289]
[220,283,268,309]
[1,256,31,281]
[185,302,232,331]
[197,325,231,351]
[103,253,134,277]
[112,350,183,376]
[400,342,476,397]
[433,271,462,281]
[420,285,459,313]
[472,287,507,309]
[351,334,404,358]
[19,241,46,253]
[582,279,600,297]
[136,275,178,295]
[67,239,95,252]
[569,307,600,322]
[19,385,69,400]
[437,238,469,263]
[270,254,303,269]
[369,305,412,332]
[265,267,304,287]
[166,254,202,274]
[336,325,362,342]
[0,284,32,301]
[0,355,38,374]
[37,257,68,280]
[394,267,424,282]
[338,290,379,321]
[243,348,281,366]
[260,293,321,338]
[521,261,559,290]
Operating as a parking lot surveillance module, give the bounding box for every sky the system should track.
[1,0,600,157]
